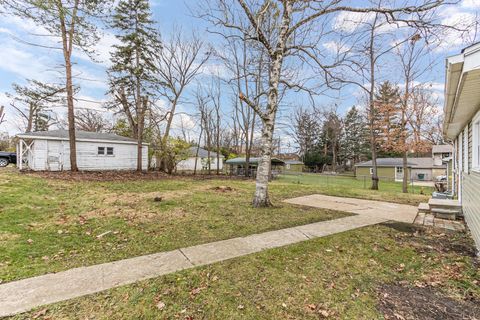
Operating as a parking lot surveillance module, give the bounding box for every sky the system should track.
[0,0,479,151]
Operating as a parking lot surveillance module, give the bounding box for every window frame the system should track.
[369,168,373,175]
[473,110,480,173]
[97,147,105,155]
[106,147,114,156]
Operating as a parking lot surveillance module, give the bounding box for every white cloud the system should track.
[332,11,376,33]
[434,6,479,51]
[323,40,351,54]
[462,0,480,9]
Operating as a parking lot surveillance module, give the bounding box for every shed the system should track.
[16,130,148,171]
[176,146,224,172]
[225,157,285,177]
[355,157,447,182]
[284,160,304,172]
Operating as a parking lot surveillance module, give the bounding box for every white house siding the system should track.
[463,171,480,250]
[176,157,223,172]
[30,140,147,171]
[455,120,480,252]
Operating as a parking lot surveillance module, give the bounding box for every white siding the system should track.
[177,157,223,171]
[30,139,147,171]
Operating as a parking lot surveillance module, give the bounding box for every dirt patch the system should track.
[378,283,480,320]
[24,170,248,182]
[383,222,477,258]
[210,186,235,192]
[0,231,20,243]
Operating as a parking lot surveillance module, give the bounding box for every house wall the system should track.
[356,166,413,181]
[463,171,480,250]
[30,139,147,171]
[411,168,433,181]
[454,116,480,251]
[432,168,447,179]
[285,164,304,172]
[176,157,223,172]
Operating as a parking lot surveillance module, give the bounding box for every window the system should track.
[396,167,403,174]
[98,146,114,156]
[473,111,480,172]
[369,168,373,175]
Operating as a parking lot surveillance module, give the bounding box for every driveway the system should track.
[284,194,418,224]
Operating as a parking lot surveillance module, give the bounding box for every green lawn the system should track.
[10,223,479,320]
[277,173,433,206]
[1,169,477,319]
[1,169,354,282]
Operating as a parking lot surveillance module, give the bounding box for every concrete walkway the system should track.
[0,195,417,317]
[284,194,418,224]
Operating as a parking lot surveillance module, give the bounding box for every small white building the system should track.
[16,130,148,171]
[176,147,224,172]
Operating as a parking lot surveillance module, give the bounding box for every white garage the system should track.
[16,130,148,171]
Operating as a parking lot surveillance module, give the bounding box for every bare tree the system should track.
[0,105,5,128]
[75,109,110,132]
[216,30,265,177]
[395,33,437,192]
[201,0,452,206]
[156,29,210,150]
[6,0,110,171]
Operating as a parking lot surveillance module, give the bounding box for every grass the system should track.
[0,169,431,283]
[277,173,432,206]
[1,168,355,282]
[9,223,479,320]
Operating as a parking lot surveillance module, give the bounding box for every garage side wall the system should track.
[31,140,148,171]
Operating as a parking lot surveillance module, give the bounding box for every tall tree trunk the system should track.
[26,104,34,132]
[253,116,274,207]
[65,55,78,171]
[402,150,408,193]
[368,25,378,190]
[136,98,146,172]
[194,127,203,176]
[58,0,79,172]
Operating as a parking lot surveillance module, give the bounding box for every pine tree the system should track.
[108,0,161,172]
[340,106,369,166]
[373,81,402,157]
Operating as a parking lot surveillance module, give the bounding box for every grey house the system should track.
[444,42,480,250]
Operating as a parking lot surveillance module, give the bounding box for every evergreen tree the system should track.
[108,0,161,171]
[340,106,369,166]
[373,81,402,157]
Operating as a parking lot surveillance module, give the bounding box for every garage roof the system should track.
[16,130,145,145]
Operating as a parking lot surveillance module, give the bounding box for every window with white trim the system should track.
[369,168,373,175]
[97,146,114,156]
[473,111,480,172]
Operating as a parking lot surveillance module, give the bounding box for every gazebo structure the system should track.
[225,157,285,178]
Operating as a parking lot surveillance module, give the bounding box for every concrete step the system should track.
[428,198,461,209]
[418,202,430,213]
[431,208,458,220]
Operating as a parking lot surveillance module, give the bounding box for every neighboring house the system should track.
[432,144,454,189]
[432,145,453,166]
[16,130,148,171]
[225,157,285,177]
[284,160,304,172]
[176,147,224,172]
[355,156,447,182]
[443,43,480,250]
